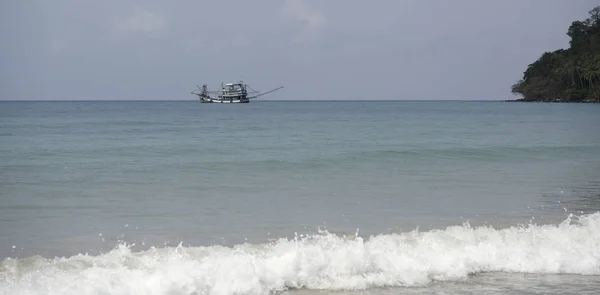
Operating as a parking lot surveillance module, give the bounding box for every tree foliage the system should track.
[512,6,600,102]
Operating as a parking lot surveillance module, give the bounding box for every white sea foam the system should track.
[2,212,600,295]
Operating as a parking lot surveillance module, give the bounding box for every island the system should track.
[510,6,600,103]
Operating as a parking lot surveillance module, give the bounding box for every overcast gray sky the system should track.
[1,0,597,100]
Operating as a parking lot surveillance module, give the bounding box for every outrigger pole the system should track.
[247,86,284,99]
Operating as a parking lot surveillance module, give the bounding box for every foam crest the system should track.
[2,212,600,295]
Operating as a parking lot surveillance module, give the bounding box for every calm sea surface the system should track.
[1,100,600,294]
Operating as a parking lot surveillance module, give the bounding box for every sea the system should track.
[1,100,599,295]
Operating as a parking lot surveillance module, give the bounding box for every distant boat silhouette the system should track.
[191,81,283,103]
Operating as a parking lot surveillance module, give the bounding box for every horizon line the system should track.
[0,99,509,102]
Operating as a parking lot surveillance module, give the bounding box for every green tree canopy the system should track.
[512,6,600,102]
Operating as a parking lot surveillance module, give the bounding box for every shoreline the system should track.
[505,99,600,103]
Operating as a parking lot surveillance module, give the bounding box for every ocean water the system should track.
[1,100,599,295]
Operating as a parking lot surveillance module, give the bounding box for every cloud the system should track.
[114,6,166,35]
[282,0,326,43]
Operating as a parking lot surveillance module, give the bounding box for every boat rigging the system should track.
[191,81,284,103]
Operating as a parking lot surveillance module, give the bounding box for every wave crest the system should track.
[2,212,600,295]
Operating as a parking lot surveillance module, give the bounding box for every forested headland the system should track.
[510,6,600,102]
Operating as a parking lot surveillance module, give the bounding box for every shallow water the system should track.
[1,100,599,294]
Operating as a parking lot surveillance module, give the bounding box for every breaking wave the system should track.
[2,212,600,295]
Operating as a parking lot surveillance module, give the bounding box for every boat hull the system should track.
[200,97,249,103]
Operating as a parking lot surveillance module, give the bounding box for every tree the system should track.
[512,6,600,102]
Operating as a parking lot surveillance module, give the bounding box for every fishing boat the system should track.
[191,81,283,103]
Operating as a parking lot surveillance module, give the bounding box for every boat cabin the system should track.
[221,82,247,98]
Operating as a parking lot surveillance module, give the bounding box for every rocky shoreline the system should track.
[505,98,599,103]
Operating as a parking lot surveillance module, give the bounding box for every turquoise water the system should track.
[1,100,600,294]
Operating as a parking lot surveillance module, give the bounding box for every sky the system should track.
[1,0,598,101]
